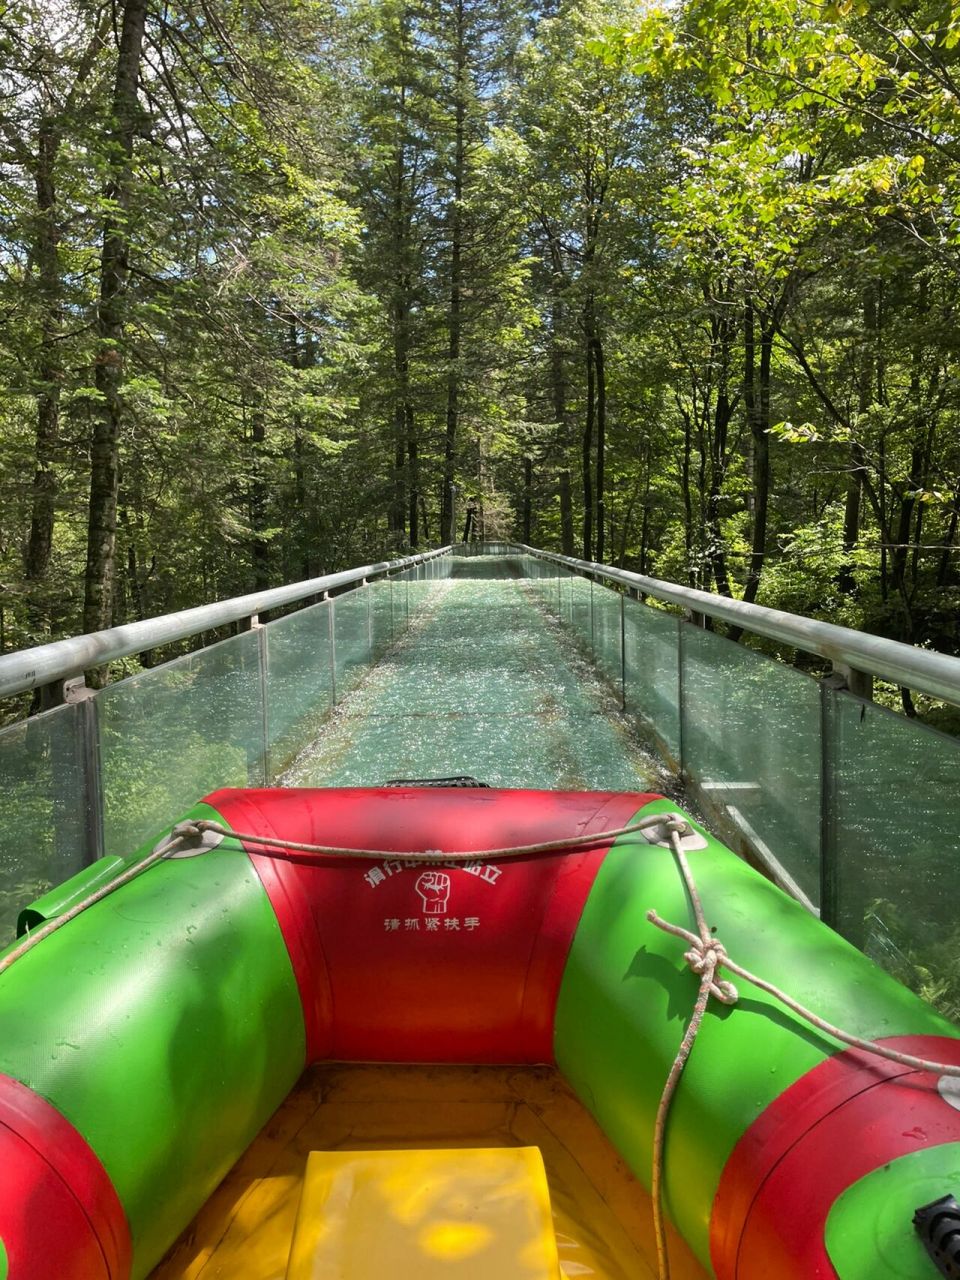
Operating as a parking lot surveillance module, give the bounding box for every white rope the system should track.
[192,813,673,862]
[0,813,673,975]
[648,823,960,1280]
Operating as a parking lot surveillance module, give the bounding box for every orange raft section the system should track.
[150,1065,708,1280]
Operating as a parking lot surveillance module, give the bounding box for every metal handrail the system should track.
[0,547,452,701]
[471,541,960,708]
[5,537,959,708]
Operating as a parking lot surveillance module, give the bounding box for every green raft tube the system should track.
[0,784,958,1280]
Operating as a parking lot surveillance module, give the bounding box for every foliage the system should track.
[0,0,957,718]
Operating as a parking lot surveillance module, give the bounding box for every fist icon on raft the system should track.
[415,871,451,914]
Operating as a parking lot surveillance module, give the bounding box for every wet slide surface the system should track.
[283,575,662,792]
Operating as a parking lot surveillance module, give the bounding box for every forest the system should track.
[2,0,959,715]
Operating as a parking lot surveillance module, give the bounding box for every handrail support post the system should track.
[624,588,632,711]
[254,618,270,784]
[818,671,846,931]
[39,676,104,867]
[830,661,873,702]
[326,594,338,706]
[818,664,871,930]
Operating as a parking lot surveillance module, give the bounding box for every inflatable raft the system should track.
[1,785,959,1280]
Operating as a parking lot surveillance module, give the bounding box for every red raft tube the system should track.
[0,785,958,1280]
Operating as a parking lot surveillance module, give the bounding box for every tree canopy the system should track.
[2,0,958,721]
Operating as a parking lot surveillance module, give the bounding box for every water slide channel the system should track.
[282,561,665,794]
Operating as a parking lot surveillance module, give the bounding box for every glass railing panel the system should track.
[98,629,264,857]
[543,563,557,608]
[591,583,623,689]
[623,599,681,760]
[526,555,543,597]
[542,565,555,614]
[407,561,427,609]
[398,568,411,620]
[559,569,573,627]
[370,578,394,656]
[333,587,373,698]
[825,691,960,1012]
[536,565,547,610]
[265,599,332,778]
[541,564,558,617]
[680,624,822,908]
[568,575,592,647]
[0,703,89,940]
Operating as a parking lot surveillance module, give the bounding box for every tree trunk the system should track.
[680,408,694,586]
[250,412,270,592]
[440,0,466,547]
[707,314,735,598]
[548,246,574,556]
[390,111,412,545]
[890,278,930,620]
[407,416,419,548]
[289,322,311,581]
[582,330,594,561]
[559,470,574,556]
[418,494,430,544]
[937,483,960,588]
[24,119,61,630]
[392,406,407,542]
[522,456,532,544]
[878,430,888,602]
[293,427,309,580]
[742,298,771,606]
[23,16,106,632]
[876,283,890,603]
[83,0,148,634]
[638,475,651,574]
[839,284,876,594]
[593,334,606,563]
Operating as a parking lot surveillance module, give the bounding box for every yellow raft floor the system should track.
[151,1064,708,1280]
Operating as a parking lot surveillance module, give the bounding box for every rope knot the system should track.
[646,910,739,1005]
[682,937,739,1005]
